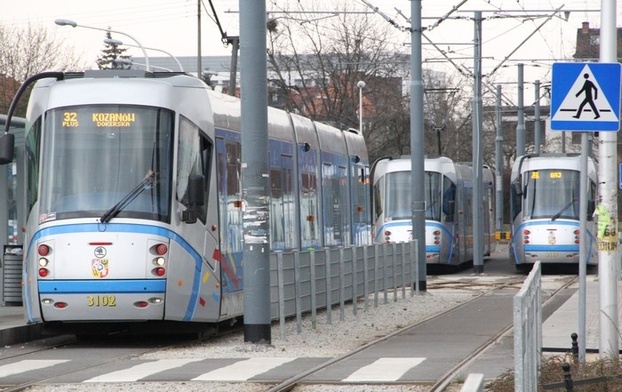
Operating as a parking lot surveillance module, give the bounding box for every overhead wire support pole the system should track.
[197,0,201,77]
[495,85,504,233]
[240,0,271,344]
[472,11,484,274]
[410,0,426,292]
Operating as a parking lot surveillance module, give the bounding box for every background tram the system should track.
[0,70,371,334]
[509,153,598,270]
[371,156,496,267]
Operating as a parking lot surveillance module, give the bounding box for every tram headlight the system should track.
[154,257,166,266]
[38,257,49,267]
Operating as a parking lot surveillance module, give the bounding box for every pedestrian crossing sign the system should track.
[551,62,621,132]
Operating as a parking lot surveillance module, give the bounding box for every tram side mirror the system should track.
[0,133,15,165]
[182,174,205,224]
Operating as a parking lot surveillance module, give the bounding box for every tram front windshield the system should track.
[524,169,581,220]
[384,170,441,221]
[39,105,173,223]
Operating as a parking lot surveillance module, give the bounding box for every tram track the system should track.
[266,274,578,392]
[0,321,246,392]
[0,268,582,392]
[427,274,578,392]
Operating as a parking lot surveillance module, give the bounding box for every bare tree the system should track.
[265,2,479,165]
[0,23,86,115]
[266,2,411,162]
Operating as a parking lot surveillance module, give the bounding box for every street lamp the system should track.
[356,80,366,133]
[111,58,172,72]
[104,38,183,72]
[55,18,150,71]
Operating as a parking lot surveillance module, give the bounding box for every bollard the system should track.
[562,362,573,392]
[571,332,578,360]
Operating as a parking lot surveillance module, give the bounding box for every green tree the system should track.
[96,30,132,70]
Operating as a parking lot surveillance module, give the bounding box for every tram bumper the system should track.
[37,279,165,322]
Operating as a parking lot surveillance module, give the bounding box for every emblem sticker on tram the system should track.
[94,246,107,258]
[91,258,110,278]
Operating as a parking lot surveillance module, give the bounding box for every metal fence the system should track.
[269,241,418,338]
[513,260,542,391]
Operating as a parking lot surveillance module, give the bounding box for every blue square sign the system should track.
[551,62,621,132]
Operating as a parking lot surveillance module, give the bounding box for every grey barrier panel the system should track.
[352,246,358,316]
[514,261,542,392]
[339,247,345,321]
[294,251,302,333]
[363,245,369,311]
[268,242,416,333]
[325,248,332,325]
[310,250,317,328]
[374,244,380,307]
[277,253,286,339]
[3,246,22,305]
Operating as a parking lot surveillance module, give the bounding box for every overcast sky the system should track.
[0,0,613,98]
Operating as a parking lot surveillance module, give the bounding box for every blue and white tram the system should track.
[371,156,496,266]
[0,70,370,334]
[509,153,598,269]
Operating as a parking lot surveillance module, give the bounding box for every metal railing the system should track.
[513,260,542,391]
[269,241,418,338]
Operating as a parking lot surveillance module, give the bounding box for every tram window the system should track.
[226,142,241,196]
[373,183,383,220]
[177,116,211,222]
[511,180,522,220]
[25,117,42,214]
[442,179,456,222]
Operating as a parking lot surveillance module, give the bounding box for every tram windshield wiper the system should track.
[551,198,576,221]
[100,170,158,224]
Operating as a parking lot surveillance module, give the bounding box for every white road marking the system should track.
[83,359,201,382]
[192,357,296,381]
[342,357,426,382]
[0,360,70,377]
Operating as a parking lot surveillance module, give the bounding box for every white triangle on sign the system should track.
[553,64,618,122]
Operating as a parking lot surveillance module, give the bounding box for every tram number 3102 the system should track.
[87,295,117,307]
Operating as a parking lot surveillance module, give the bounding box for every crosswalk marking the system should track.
[342,357,426,382]
[83,359,201,382]
[192,357,296,381]
[0,359,70,377]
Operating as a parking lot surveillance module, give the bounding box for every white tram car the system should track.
[0,70,371,334]
[510,153,598,269]
[371,156,496,267]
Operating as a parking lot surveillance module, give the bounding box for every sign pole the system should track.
[597,0,619,361]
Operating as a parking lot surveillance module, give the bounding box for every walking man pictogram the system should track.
[573,73,600,119]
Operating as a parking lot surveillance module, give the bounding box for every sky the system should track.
[0,0,615,102]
